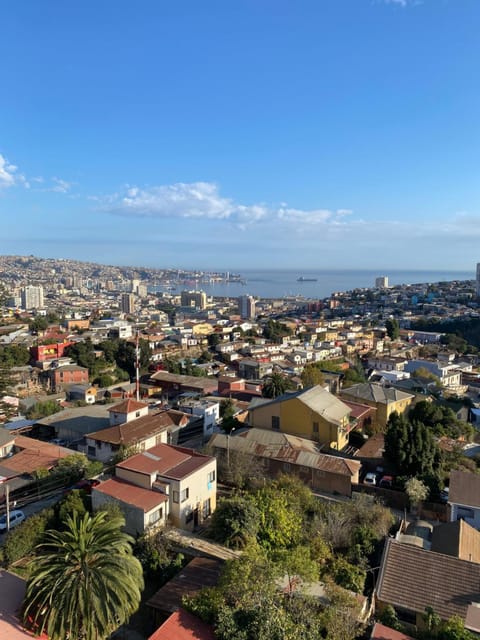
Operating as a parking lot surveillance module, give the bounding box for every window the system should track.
[173,491,179,503]
[203,498,211,518]
[88,446,96,457]
[185,509,194,524]
[181,488,189,503]
[272,416,280,430]
[208,470,216,483]
[149,508,163,525]
[136,411,140,417]
[313,422,319,434]
[283,462,291,472]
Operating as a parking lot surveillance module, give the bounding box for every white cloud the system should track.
[0,154,27,189]
[379,0,421,6]
[50,177,72,193]
[101,181,351,229]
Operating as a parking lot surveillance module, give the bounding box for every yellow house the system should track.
[248,386,353,451]
[340,382,414,431]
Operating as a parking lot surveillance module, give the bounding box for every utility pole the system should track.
[5,483,10,532]
[135,330,140,402]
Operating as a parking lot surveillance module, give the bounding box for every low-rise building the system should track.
[248,386,353,451]
[92,443,217,532]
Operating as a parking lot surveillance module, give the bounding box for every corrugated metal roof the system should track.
[93,477,167,512]
[210,428,359,476]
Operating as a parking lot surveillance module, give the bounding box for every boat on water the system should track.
[297,276,318,282]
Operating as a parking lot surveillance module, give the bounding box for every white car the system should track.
[0,510,26,532]
[363,472,377,486]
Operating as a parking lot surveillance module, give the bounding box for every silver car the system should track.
[0,510,26,532]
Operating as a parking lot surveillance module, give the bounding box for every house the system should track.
[431,519,480,562]
[448,469,480,529]
[90,477,169,536]
[376,538,480,630]
[66,384,97,404]
[238,358,273,380]
[403,359,461,388]
[248,386,353,451]
[148,371,218,397]
[0,434,73,499]
[147,557,223,625]
[209,428,360,496]
[34,404,111,444]
[148,608,215,640]
[340,383,414,431]
[370,622,414,640]
[0,427,15,458]
[47,364,89,392]
[83,408,189,462]
[92,443,217,532]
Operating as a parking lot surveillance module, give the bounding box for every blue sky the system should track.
[0,0,479,271]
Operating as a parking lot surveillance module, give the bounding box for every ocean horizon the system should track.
[151,268,475,300]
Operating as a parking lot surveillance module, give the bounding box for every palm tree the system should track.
[261,372,293,399]
[23,511,144,640]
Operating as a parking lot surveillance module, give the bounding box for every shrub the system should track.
[3,508,55,565]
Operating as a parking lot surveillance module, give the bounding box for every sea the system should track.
[150,268,475,300]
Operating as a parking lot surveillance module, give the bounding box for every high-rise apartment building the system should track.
[21,285,44,310]
[181,290,207,310]
[120,293,136,314]
[239,294,256,319]
[375,276,389,289]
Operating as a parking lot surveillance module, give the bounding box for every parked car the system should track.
[440,487,450,503]
[363,472,377,486]
[379,475,395,489]
[0,510,26,532]
[65,479,101,495]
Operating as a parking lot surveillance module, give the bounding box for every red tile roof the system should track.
[376,539,480,623]
[88,410,188,445]
[108,399,149,413]
[148,608,215,640]
[370,623,414,640]
[93,478,167,513]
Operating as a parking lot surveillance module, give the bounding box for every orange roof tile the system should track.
[108,399,149,413]
[148,608,215,640]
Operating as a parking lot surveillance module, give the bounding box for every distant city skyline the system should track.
[1,1,479,270]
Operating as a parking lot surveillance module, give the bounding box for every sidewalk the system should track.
[165,527,241,561]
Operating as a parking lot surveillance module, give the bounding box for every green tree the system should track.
[0,344,31,367]
[262,319,293,343]
[405,477,429,508]
[3,508,55,565]
[56,489,88,523]
[301,364,325,388]
[385,318,400,340]
[29,316,49,333]
[262,372,294,399]
[209,495,261,549]
[328,555,366,593]
[23,511,144,640]
[254,485,302,549]
[384,412,440,479]
[25,400,63,420]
